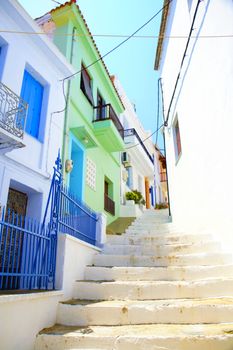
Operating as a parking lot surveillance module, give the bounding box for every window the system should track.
[20,70,44,140]
[187,0,193,11]
[173,117,182,160]
[96,90,106,120]
[0,37,8,79]
[104,177,115,215]
[80,64,94,105]
[126,166,133,189]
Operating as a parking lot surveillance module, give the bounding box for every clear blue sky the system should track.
[17,0,164,148]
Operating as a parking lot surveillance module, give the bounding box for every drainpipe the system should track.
[159,78,171,217]
[61,26,77,178]
[145,177,150,209]
[162,128,171,217]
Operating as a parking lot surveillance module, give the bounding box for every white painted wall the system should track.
[112,76,163,209]
[0,291,63,350]
[56,234,101,299]
[157,0,233,248]
[0,233,100,350]
[0,0,74,218]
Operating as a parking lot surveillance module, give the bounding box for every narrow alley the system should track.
[35,210,233,349]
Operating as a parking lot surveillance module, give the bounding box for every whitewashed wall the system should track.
[113,76,162,208]
[0,0,74,219]
[56,234,101,299]
[0,291,63,350]
[0,234,100,350]
[158,0,233,248]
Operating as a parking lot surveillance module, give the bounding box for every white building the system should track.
[0,2,103,350]
[155,0,233,248]
[112,76,165,220]
[0,0,74,220]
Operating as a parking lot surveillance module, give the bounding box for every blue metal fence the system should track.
[0,152,99,291]
[59,185,98,246]
[0,208,56,290]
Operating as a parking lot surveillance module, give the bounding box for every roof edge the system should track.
[38,0,125,111]
[154,0,171,71]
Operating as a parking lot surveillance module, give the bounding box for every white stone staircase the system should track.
[35,209,233,350]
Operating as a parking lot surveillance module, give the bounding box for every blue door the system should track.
[20,70,43,139]
[69,140,84,201]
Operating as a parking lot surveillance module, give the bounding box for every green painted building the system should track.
[38,0,125,225]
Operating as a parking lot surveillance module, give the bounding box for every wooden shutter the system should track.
[21,70,43,139]
[81,65,94,105]
[175,121,181,156]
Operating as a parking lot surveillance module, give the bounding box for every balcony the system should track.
[93,104,125,152]
[104,193,115,216]
[0,81,27,153]
[160,172,167,182]
[124,128,154,164]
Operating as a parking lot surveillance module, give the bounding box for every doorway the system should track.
[69,138,85,201]
[6,188,28,216]
[0,188,28,289]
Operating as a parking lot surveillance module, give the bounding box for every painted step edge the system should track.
[57,298,233,326]
[35,323,233,350]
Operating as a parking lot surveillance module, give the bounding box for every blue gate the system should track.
[0,152,99,290]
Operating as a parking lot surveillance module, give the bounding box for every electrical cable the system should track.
[155,78,161,145]
[159,78,165,124]
[50,0,172,116]
[158,76,171,215]
[51,0,62,5]
[61,0,173,81]
[0,30,232,39]
[125,123,164,151]
[164,0,202,126]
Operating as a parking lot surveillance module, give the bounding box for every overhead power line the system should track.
[51,0,173,116]
[61,0,173,81]
[125,123,164,151]
[0,30,232,39]
[50,0,62,5]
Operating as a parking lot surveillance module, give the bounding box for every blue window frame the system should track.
[20,70,44,140]
[126,166,133,189]
[0,37,8,80]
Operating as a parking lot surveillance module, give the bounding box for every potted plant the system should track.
[125,190,146,207]
[125,191,137,205]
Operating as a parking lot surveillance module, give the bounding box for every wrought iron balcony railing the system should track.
[104,193,115,216]
[124,128,154,164]
[93,103,124,139]
[160,172,167,182]
[0,81,27,139]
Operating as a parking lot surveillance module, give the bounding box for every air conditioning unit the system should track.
[122,152,131,167]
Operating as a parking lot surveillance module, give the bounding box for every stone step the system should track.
[130,220,172,227]
[132,222,172,226]
[125,228,183,235]
[84,265,233,281]
[127,222,177,231]
[103,241,220,255]
[35,323,233,350]
[57,297,233,326]
[107,233,213,245]
[92,252,232,267]
[73,279,233,300]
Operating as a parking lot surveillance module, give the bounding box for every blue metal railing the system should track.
[0,80,28,139]
[0,208,56,290]
[0,152,100,291]
[47,152,99,246]
[59,185,98,246]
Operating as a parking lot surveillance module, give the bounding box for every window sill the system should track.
[175,151,182,166]
[25,131,43,143]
